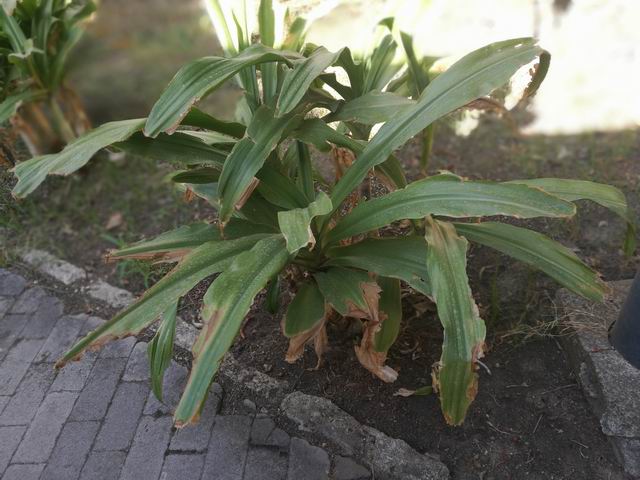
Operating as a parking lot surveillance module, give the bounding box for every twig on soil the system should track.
[487,420,520,437]
[540,383,577,395]
[532,414,543,434]
[476,359,492,375]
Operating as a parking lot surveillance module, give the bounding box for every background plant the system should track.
[0,0,95,158]
[11,0,635,427]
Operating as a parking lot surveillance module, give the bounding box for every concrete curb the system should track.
[16,248,451,479]
[557,280,640,477]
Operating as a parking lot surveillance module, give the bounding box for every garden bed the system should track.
[2,116,638,478]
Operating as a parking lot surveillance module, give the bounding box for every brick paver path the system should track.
[0,269,358,480]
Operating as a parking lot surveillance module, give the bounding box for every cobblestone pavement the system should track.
[0,269,370,480]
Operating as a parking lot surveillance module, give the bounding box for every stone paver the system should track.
[2,463,45,479]
[202,415,252,480]
[0,268,386,480]
[69,357,127,421]
[161,453,205,480]
[94,381,147,451]
[41,420,100,480]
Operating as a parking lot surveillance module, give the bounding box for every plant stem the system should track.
[48,96,76,145]
[420,124,435,175]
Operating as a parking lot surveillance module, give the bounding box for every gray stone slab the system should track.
[69,357,126,421]
[0,270,27,296]
[249,415,291,451]
[169,385,221,452]
[80,451,126,480]
[281,392,449,480]
[20,294,63,339]
[0,339,45,395]
[333,456,371,480]
[161,453,205,480]
[0,363,56,425]
[202,415,252,480]
[20,249,87,285]
[2,463,45,480]
[122,341,148,381]
[558,280,640,478]
[0,296,14,318]
[99,336,136,359]
[85,280,134,309]
[50,351,98,392]
[287,437,330,480]
[0,313,28,362]
[41,420,100,480]
[94,382,148,451]
[0,396,9,416]
[35,314,87,363]
[144,361,188,415]
[120,415,172,480]
[9,286,48,314]
[12,391,78,463]
[219,353,289,405]
[245,446,288,480]
[0,425,26,474]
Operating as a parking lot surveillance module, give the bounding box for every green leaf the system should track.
[363,34,400,93]
[258,0,277,103]
[171,168,220,184]
[114,132,227,169]
[373,277,402,353]
[148,300,178,401]
[265,275,281,314]
[12,118,146,198]
[424,217,486,426]
[505,178,636,255]
[256,164,309,210]
[454,222,606,301]
[276,47,342,116]
[175,235,289,426]
[204,0,238,56]
[278,192,332,253]
[326,90,414,125]
[56,235,268,368]
[292,118,364,153]
[292,141,314,202]
[218,106,297,222]
[181,108,246,138]
[400,31,430,96]
[0,90,45,123]
[0,4,28,54]
[326,236,431,296]
[327,174,575,244]
[313,267,374,317]
[106,222,221,262]
[284,280,325,337]
[330,38,549,213]
[144,45,299,137]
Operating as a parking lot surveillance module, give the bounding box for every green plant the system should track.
[11,0,635,427]
[0,0,95,157]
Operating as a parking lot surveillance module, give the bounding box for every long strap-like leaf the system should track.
[217,106,298,223]
[506,178,636,255]
[327,174,575,244]
[455,222,606,301]
[326,236,431,296]
[175,235,289,426]
[56,235,268,368]
[329,38,549,215]
[144,45,300,137]
[12,118,146,198]
[425,217,486,426]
